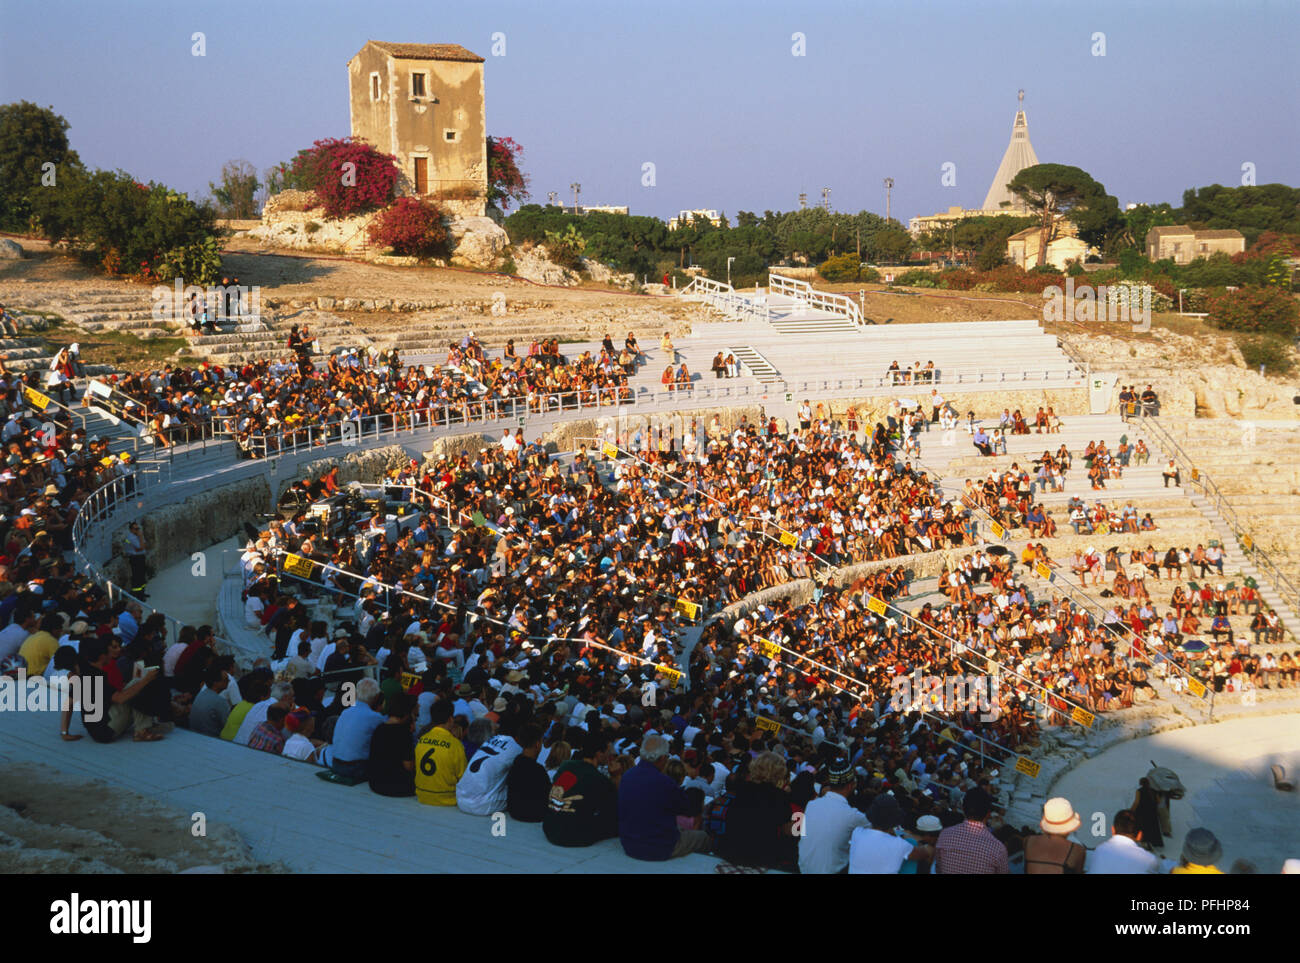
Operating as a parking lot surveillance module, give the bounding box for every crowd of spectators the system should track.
[3,322,1294,873]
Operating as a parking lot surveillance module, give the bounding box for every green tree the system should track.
[975,238,1007,270]
[869,228,913,264]
[0,101,83,230]
[1007,164,1117,267]
[208,159,260,219]
[1180,184,1300,245]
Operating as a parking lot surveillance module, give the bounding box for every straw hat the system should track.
[1040,797,1081,835]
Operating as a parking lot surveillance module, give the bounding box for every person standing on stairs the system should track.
[125,521,149,600]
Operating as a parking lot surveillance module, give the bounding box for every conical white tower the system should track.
[982,90,1039,211]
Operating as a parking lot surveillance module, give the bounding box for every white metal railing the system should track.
[769,273,863,326]
[680,276,770,323]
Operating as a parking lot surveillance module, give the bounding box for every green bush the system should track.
[894,269,934,286]
[1236,334,1295,374]
[817,252,863,282]
[31,168,219,283]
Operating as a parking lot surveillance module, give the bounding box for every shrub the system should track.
[366,197,448,258]
[817,252,862,282]
[1236,333,1295,374]
[1205,285,1299,335]
[277,137,398,220]
[155,235,222,285]
[544,224,586,270]
[31,169,219,283]
[894,269,934,286]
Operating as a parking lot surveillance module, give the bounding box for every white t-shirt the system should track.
[799,792,869,874]
[234,698,275,746]
[455,734,523,815]
[282,733,319,763]
[848,827,914,874]
[244,595,265,629]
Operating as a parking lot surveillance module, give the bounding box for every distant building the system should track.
[908,91,1039,235]
[1006,220,1090,270]
[667,209,722,230]
[556,204,630,216]
[1145,226,1245,264]
[348,41,487,216]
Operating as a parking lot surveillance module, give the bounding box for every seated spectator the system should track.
[414,699,467,806]
[77,638,166,743]
[618,734,710,861]
[505,723,549,822]
[715,751,799,872]
[282,709,325,763]
[368,692,416,797]
[319,677,386,781]
[1171,827,1223,874]
[849,793,925,874]
[1023,798,1087,874]
[457,720,523,816]
[1089,810,1163,874]
[248,705,289,754]
[936,788,1007,874]
[799,759,867,874]
[190,664,232,737]
[544,730,621,846]
[220,675,270,741]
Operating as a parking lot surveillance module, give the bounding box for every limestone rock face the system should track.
[0,238,24,259]
[512,246,577,286]
[447,215,509,269]
[245,207,377,254]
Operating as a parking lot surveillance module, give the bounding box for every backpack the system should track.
[702,790,737,837]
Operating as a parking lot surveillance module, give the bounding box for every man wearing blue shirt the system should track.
[618,734,710,861]
[321,678,387,780]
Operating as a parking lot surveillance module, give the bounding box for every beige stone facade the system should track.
[1006,220,1089,270]
[348,41,487,217]
[1145,226,1245,264]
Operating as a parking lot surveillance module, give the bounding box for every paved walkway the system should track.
[0,707,716,874]
[1050,715,1300,873]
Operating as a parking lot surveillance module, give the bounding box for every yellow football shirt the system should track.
[414,726,467,806]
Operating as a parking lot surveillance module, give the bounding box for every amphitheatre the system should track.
[0,227,1296,876]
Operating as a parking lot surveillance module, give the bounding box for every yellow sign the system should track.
[866,596,887,616]
[1241,534,1253,552]
[757,638,782,659]
[601,442,619,460]
[1070,706,1096,728]
[1095,523,1111,536]
[283,553,315,578]
[656,665,683,687]
[989,521,1006,540]
[1014,756,1041,779]
[399,672,421,692]
[22,385,51,411]
[1035,562,1053,582]
[755,715,781,733]
[1187,677,1207,699]
[1191,467,1200,482]
[779,531,798,547]
[674,598,700,620]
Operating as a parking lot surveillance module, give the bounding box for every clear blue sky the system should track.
[2,0,1297,221]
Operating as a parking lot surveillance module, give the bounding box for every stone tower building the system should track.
[348,41,487,217]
